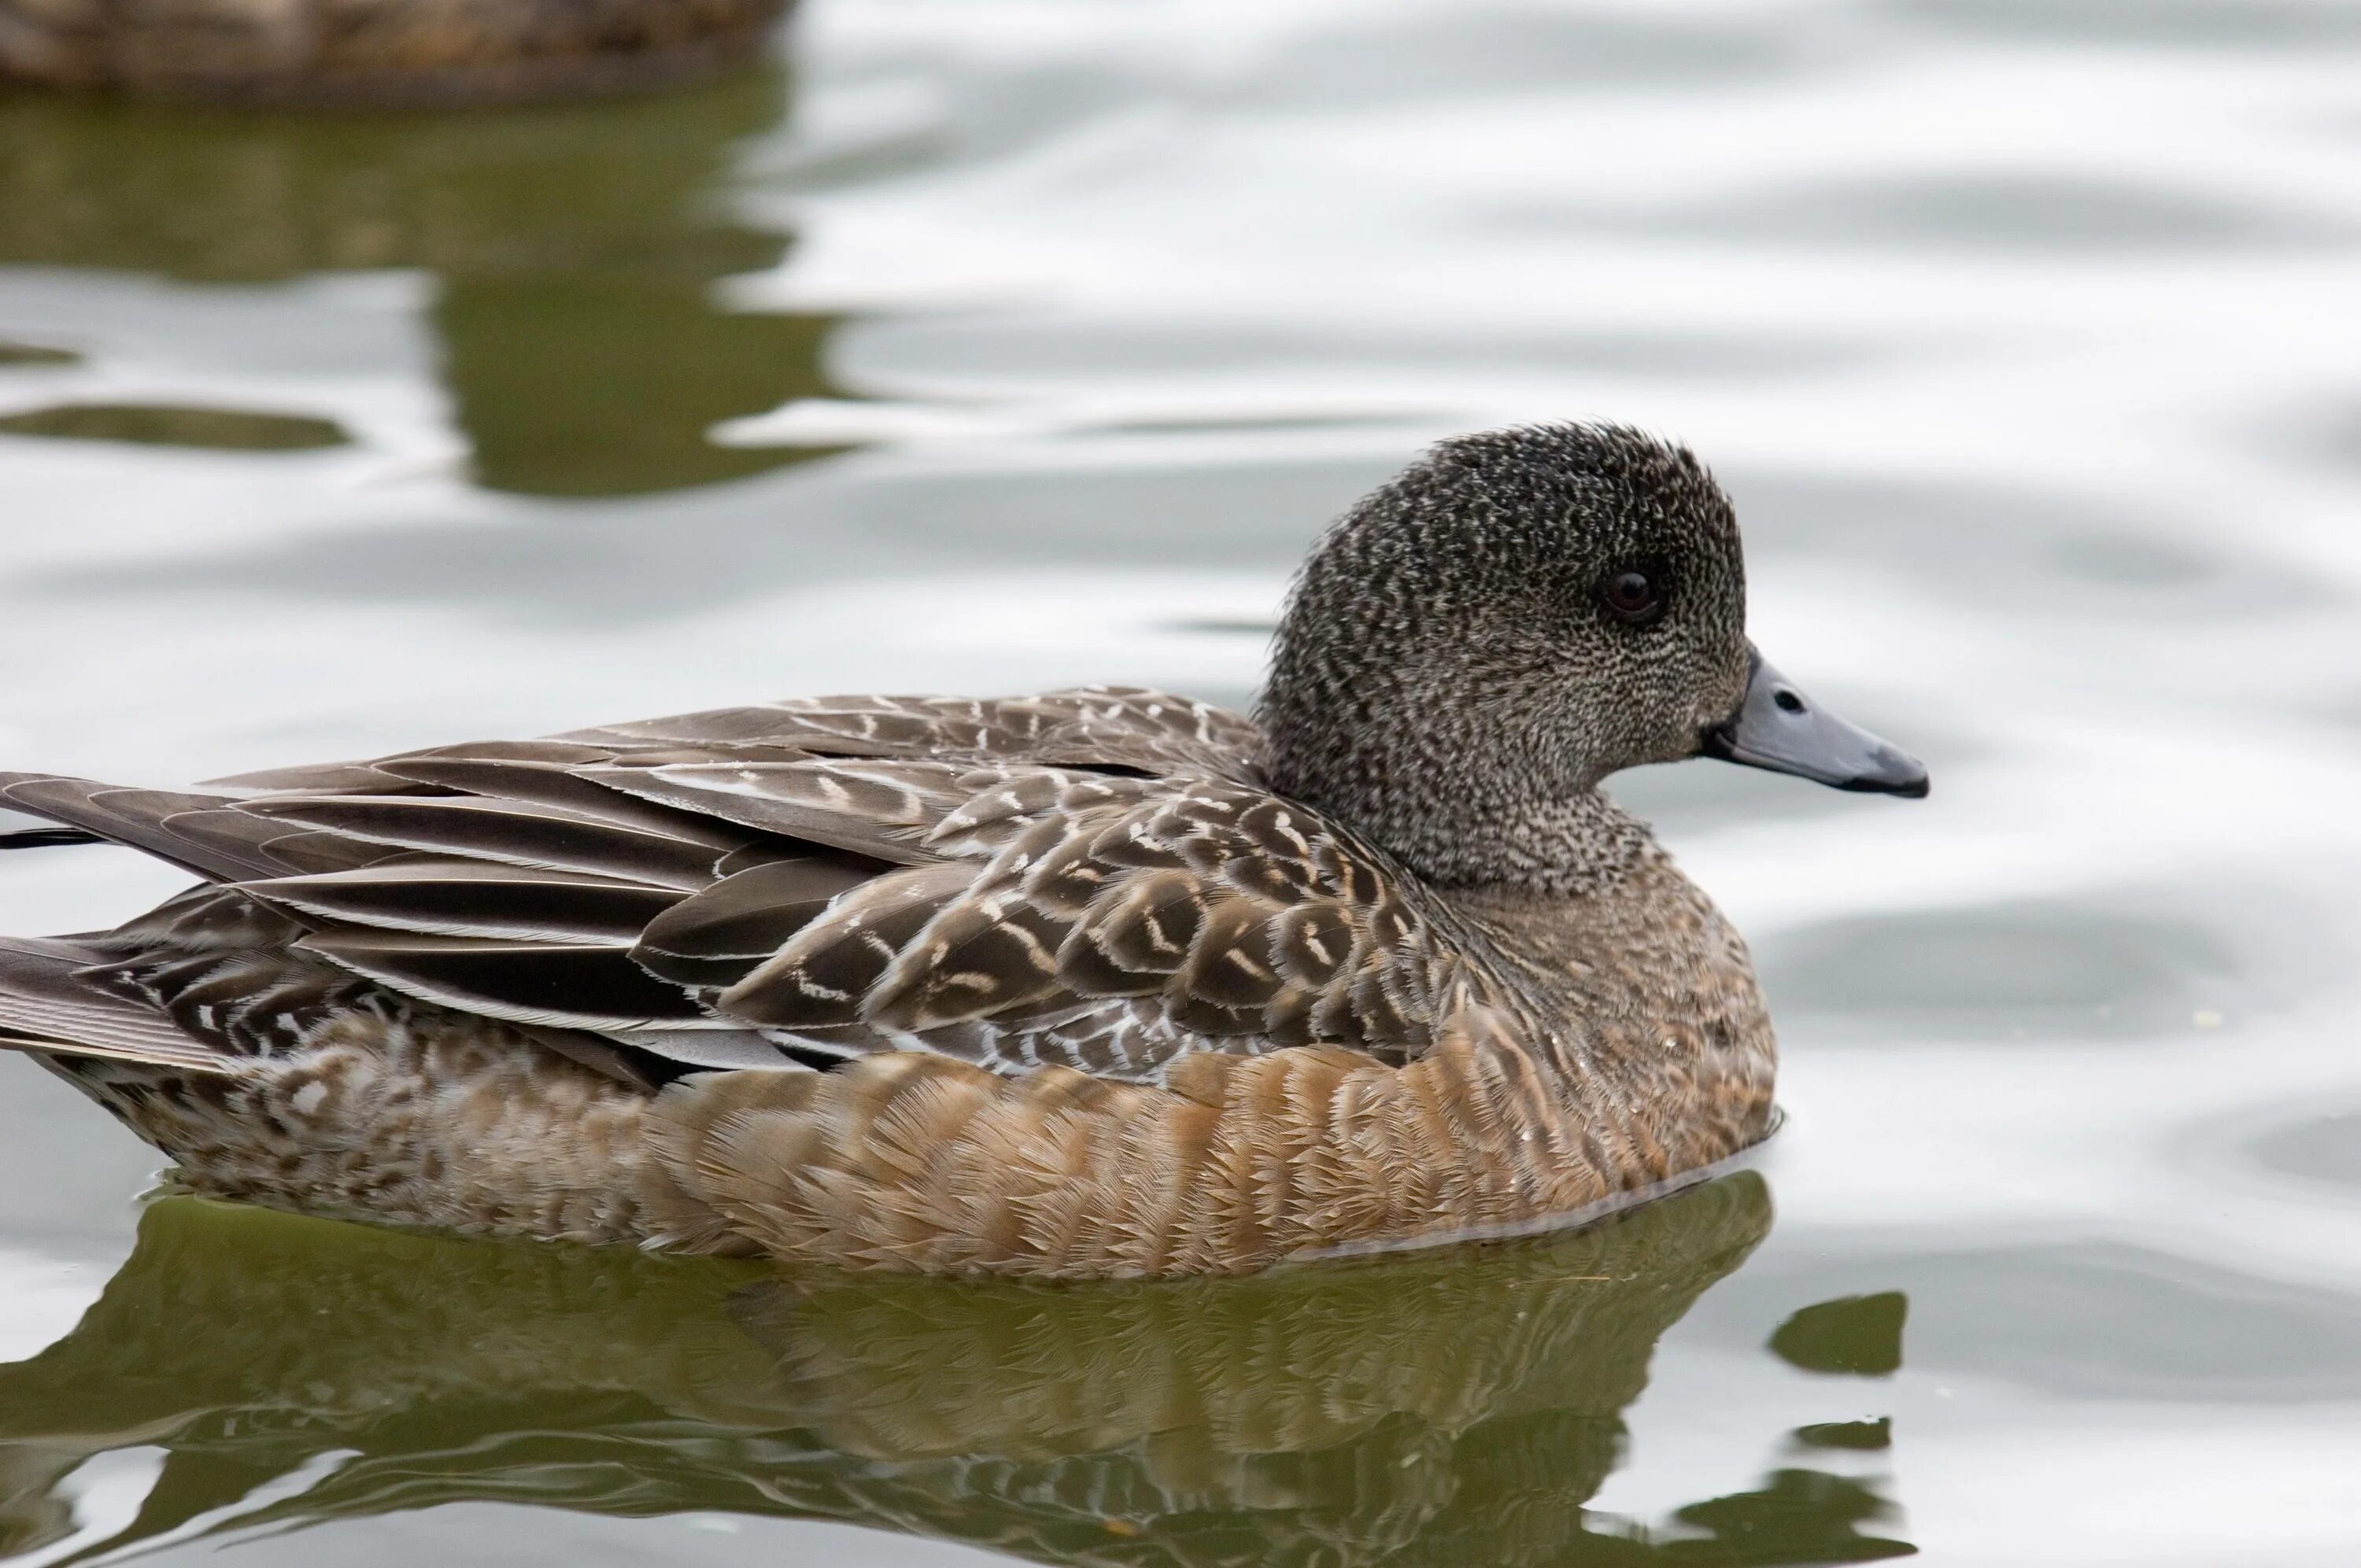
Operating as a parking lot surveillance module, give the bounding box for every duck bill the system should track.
[1701,646,1929,798]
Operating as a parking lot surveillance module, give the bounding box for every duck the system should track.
[0,0,791,105]
[0,424,1925,1278]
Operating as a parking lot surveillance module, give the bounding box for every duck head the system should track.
[1258,422,1926,891]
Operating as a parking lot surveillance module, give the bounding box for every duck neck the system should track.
[1255,566,1642,894]
[1259,723,1655,895]
[1389,788,1659,896]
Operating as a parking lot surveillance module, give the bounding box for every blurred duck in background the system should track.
[0,61,848,493]
[0,0,793,105]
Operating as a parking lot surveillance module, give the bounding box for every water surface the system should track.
[2,2,2359,1563]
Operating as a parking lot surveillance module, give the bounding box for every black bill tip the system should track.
[1837,742,1930,799]
[1702,647,1929,799]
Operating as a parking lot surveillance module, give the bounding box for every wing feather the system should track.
[371,754,753,844]
[696,772,1470,1075]
[242,861,684,944]
[630,855,880,990]
[579,761,966,865]
[242,795,743,891]
[0,777,283,881]
[297,932,710,1029]
[718,862,977,1027]
[5,688,1470,1085]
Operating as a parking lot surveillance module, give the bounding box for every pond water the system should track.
[2,2,2359,1562]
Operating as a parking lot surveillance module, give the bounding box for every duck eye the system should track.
[1599,566,1665,625]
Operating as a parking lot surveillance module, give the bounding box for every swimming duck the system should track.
[0,424,1924,1277]
[0,0,789,105]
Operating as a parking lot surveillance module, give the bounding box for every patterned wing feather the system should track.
[2,688,1464,1083]
[580,761,966,865]
[557,687,1262,780]
[630,856,881,991]
[705,774,1473,1076]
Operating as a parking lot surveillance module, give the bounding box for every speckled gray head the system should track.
[1258,422,1926,891]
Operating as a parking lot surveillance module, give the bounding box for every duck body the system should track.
[0,426,1922,1276]
[0,0,790,106]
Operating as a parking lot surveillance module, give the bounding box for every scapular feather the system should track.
[632,855,878,988]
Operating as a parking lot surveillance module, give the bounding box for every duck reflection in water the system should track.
[0,67,849,495]
[0,1175,1910,1566]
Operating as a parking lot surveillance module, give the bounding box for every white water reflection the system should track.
[2,1,2359,1563]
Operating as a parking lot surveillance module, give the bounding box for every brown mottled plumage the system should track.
[0,423,1926,1276]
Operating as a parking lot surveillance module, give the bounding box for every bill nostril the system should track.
[1772,689,1805,715]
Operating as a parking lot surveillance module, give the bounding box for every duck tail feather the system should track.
[0,826,104,850]
[0,935,236,1075]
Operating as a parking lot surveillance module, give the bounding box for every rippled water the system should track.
[3,2,2359,1562]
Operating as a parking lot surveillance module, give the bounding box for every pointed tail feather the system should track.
[0,936,235,1075]
[0,826,103,849]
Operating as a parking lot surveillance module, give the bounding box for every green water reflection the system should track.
[0,72,849,494]
[0,402,349,450]
[1768,1293,1909,1378]
[0,341,79,367]
[0,1176,1912,1565]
